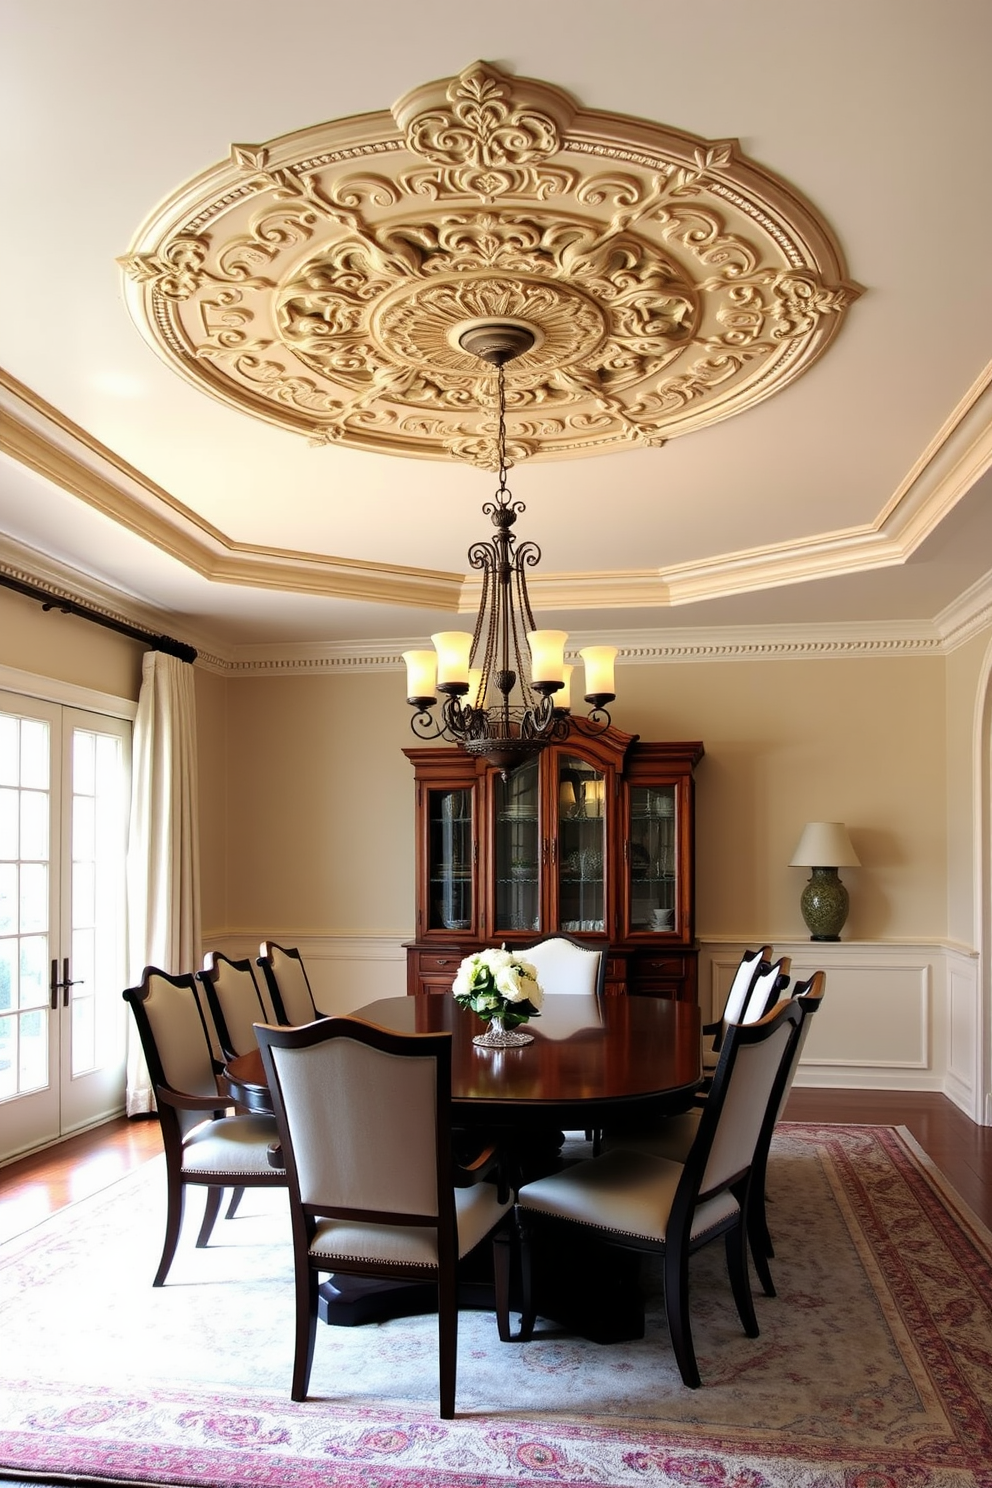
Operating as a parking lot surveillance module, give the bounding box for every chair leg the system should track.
[493,1226,514,1342]
[515,1211,537,1342]
[196,1185,224,1248]
[726,1221,759,1337]
[748,1202,777,1298]
[437,1269,458,1419]
[291,1260,319,1402]
[663,1240,700,1388]
[153,1171,186,1287]
[225,1186,245,1220]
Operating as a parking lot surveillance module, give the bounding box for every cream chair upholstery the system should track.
[122,967,286,1287]
[257,941,324,1025]
[520,932,605,997]
[256,1014,514,1418]
[504,997,804,1387]
[197,952,276,1061]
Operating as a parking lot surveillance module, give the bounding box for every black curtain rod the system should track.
[0,570,197,664]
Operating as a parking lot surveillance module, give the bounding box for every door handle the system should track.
[51,956,84,1007]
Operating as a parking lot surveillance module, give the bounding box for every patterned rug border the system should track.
[2,1123,992,1488]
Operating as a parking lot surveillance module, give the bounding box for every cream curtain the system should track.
[125,651,201,1115]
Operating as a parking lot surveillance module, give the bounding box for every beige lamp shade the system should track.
[526,629,568,686]
[402,650,437,703]
[431,631,473,688]
[790,821,860,868]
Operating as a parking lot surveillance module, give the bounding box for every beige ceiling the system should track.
[1,0,991,659]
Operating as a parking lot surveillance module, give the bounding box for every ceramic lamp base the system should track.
[800,867,849,941]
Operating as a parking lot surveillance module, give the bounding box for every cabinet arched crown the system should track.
[404,731,704,1001]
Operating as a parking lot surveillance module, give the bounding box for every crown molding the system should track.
[0,369,460,611]
[5,530,988,679]
[225,620,944,676]
[3,358,992,618]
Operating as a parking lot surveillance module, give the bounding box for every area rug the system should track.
[1,1124,990,1488]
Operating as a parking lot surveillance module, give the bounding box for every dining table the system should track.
[223,992,702,1341]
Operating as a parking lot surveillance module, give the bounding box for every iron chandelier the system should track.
[403,323,618,771]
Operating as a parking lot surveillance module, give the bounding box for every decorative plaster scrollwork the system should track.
[120,61,860,465]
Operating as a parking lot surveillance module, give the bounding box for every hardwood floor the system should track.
[0,1115,163,1245]
[0,1092,990,1243]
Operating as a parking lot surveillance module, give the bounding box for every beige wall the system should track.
[0,585,143,700]
[205,651,949,945]
[217,673,416,935]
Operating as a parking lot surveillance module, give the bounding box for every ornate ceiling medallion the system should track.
[120,63,861,466]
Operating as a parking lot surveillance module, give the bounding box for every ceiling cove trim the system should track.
[3,530,985,673]
[2,362,992,613]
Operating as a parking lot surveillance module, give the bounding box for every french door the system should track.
[0,691,130,1163]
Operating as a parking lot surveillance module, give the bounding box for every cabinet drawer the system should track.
[634,955,690,979]
[414,950,463,976]
[419,976,458,996]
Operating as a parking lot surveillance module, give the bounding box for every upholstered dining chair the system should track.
[502,996,805,1388]
[197,952,276,1062]
[603,970,825,1297]
[122,967,286,1286]
[519,931,606,998]
[257,941,325,1025]
[255,1014,514,1418]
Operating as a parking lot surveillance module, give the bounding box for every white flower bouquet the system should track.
[452,946,544,1030]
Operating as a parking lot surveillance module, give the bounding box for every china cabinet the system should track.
[404,730,704,1000]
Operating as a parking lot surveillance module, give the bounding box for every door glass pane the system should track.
[495,759,540,934]
[20,790,48,861]
[0,718,17,787]
[19,720,48,789]
[70,728,125,1077]
[629,785,677,931]
[0,712,52,1104]
[428,788,473,932]
[557,755,605,933]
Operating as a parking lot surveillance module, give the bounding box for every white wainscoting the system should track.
[204,931,986,1123]
[698,939,984,1122]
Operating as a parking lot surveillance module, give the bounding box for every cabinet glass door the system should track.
[494,759,540,934]
[629,784,677,932]
[427,788,474,932]
[557,754,606,933]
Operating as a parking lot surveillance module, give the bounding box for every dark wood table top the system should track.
[226,994,701,1129]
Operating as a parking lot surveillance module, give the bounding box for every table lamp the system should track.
[789,821,860,940]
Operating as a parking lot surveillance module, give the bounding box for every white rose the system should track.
[495,964,525,1001]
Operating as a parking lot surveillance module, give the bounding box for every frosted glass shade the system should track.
[402,650,437,702]
[467,668,484,708]
[556,664,575,711]
[431,631,473,688]
[580,646,618,700]
[790,821,860,868]
[527,630,568,686]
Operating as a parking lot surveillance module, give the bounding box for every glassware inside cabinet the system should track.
[494,758,540,933]
[628,784,677,931]
[428,788,473,931]
[557,755,606,933]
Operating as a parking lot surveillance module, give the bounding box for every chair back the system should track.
[122,968,219,1134]
[739,956,791,1025]
[772,969,826,1124]
[197,952,274,1060]
[521,933,605,997]
[257,1016,450,1225]
[689,997,804,1201]
[719,946,772,1027]
[257,941,320,1025]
